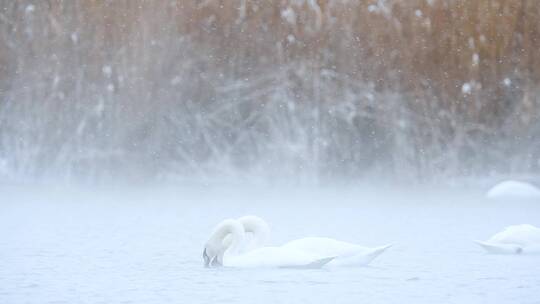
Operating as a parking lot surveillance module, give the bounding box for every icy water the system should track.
[1,185,539,304]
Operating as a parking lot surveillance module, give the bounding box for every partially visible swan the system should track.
[233,215,391,267]
[486,180,540,200]
[475,224,540,254]
[203,218,333,268]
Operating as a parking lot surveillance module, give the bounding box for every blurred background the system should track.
[0,0,539,185]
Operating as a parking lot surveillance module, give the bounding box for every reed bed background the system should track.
[0,0,539,185]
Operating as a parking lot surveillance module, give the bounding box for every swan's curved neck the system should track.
[210,219,245,256]
[239,216,270,249]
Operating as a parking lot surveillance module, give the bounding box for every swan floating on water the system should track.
[475,224,540,254]
[486,180,540,200]
[203,218,334,268]
[217,216,391,267]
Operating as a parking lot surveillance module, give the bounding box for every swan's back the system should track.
[486,180,540,199]
[282,237,392,266]
[283,237,368,257]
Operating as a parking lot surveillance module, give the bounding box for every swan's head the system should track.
[203,219,245,268]
[203,241,222,267]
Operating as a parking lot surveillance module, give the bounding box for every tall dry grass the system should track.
[0,0,539,184]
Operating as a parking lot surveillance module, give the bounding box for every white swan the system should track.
[234,215,391,267]
[203,218,333,268]
[486,180,540,200]
[475,224,540,254]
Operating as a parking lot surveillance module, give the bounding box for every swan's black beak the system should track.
[211,255,221,267]
[203,247,222,268]
[203,248,211,267]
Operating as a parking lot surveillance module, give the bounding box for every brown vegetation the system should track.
[0,0,539,184]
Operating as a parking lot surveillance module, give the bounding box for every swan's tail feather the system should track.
[363,244,392,264]
[281,257,335,269]
[332,244,393,267]
[474,240,522,254]
[374,244,393,253]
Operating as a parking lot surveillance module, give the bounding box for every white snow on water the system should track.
[1,185,539,304]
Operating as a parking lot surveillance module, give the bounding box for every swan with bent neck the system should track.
[203,218,333,268]
[232,215,392,267]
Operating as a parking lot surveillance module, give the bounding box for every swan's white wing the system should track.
[282,237,391,266]
[280,257,335,269]
[224,246,329,268]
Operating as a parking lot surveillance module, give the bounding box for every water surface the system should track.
[1,186,539,303]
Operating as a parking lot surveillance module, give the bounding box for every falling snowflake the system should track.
[25,5,35,13]
[102,66,112,78]
[472,53,479,66]
[462,83,472,94]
